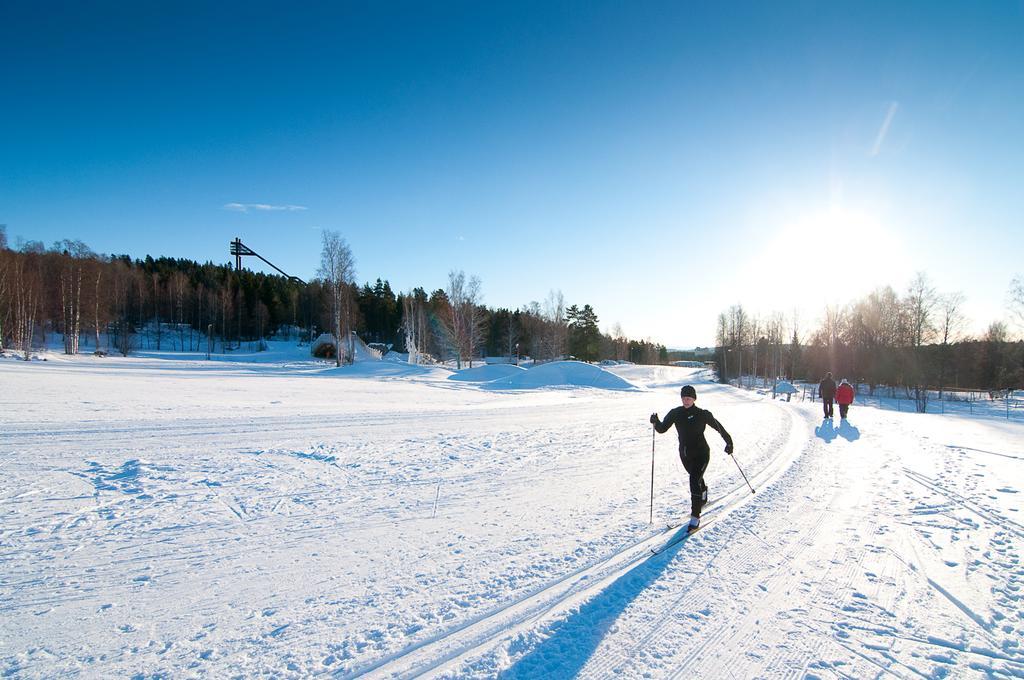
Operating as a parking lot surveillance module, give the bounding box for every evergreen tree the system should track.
[567,304,601,362]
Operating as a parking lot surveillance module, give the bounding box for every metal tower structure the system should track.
[229,237,305,284]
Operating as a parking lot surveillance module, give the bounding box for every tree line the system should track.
[715,272,1024,403]
[0,227,666,366]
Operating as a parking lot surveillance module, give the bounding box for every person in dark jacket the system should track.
[650,385,733,532]
[818,372,837,418]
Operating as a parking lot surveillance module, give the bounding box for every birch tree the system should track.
[542,289,566,361]
[467,278,486,367]
[12,251,41,359]
[0,248,8,351]
[402,288,431,364]
[317,230,356,366]
[169,271,189,351]
[933,291,966,397]
[904,272,938,410]
[53,240,92,355]
[1010,274,1024,336]
[442,270,484,369]
[87,257,104,350]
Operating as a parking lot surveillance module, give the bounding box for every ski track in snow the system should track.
[2,354,1023,678]
[443,401,1024,678]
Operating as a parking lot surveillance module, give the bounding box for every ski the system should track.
[651,525,702,555]
[661,498,714,531]
[652,494,716,553]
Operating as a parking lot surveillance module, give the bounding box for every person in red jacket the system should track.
[836,379,855,419]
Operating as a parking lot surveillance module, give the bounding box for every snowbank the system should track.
[483,360,638,391]
[448,364,527,382]
[774,381,798,394]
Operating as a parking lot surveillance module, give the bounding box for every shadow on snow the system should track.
[815,418,838,443]
[837,419,860,441]
[814,418,860,444]
[499,529,691,679]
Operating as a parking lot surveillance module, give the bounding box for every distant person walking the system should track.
[819,372,837,418]
[650,385,733,532]
[836,379,855,419]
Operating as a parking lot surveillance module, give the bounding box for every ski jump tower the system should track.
[229,237,305,284]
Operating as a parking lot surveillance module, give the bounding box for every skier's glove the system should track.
[724,443,734,455]
[649,413,658,424]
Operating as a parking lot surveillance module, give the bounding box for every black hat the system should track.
[680,385,697,399]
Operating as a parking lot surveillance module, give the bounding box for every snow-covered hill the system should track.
[2,351,1022,678]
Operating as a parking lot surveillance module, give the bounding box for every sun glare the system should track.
[748,207,905,314]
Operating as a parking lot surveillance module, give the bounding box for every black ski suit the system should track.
[653,405,733,518]
[819,377,837,418]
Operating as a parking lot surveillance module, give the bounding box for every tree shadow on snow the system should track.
[499,531,687,679]
[837,419,860,441]
[815,418,838,443]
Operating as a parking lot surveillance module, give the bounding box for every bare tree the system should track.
[766,311,785,387]
[60,258,83,354]
[905,272,937,350]
[402,294,420,364]
[194,282,206,351]
[0,226,7,351]
[218,284,233,353]
[847,286,901,392]
[937,291,967,398]
[748,315,761,388]
[728,304,749,381]
[467,278,486,367]
[317,230,356,366]
[11,250,42,359]
[151,272,164,350]
[441,270,484,369]
[85,256,105,351]
[401,290,432,365]
[0,249,9,351]
[288,287,300,342]
[53,240,93,355]
[542,289,566,361]
[438,282,461,367]
[612,322,626,362]
[904,272,938,410]
[169,271,189,351]
[1010,274,1024,337]
[109,260,133,356]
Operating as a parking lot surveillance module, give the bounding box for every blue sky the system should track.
[2,1,1022,347]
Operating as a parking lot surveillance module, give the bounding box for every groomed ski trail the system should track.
[341,403,809,679]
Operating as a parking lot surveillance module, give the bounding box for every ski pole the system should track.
[730,451,756,494]
[647,426,655,524]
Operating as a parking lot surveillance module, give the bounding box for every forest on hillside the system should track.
[0,229,665,366]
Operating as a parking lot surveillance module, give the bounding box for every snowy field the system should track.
[2,347,1023,678]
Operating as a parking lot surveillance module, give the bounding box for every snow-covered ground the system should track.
[2,348,1022,678]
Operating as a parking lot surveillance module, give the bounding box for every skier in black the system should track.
[650,385,733,532]
[818,371,837,418]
